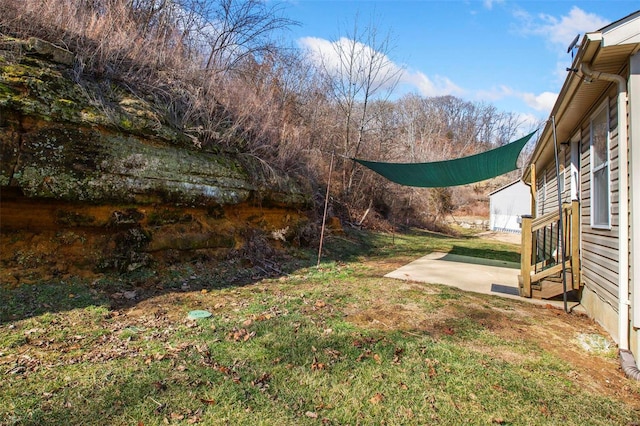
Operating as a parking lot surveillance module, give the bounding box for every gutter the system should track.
[581,62,637,380]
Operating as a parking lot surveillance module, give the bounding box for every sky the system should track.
[279,1,639,130]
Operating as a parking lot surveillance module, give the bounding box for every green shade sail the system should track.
[353,131,536,188]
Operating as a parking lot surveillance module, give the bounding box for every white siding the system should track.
[489,181,531,233]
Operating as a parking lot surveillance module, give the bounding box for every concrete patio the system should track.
[385,251,582,311]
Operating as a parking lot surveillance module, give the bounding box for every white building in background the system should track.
[489,180,531,233]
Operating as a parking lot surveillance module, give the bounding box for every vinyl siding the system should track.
[580,92,620,308]
[534,89,621,308]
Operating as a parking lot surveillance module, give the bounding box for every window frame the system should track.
[589,100,611,229]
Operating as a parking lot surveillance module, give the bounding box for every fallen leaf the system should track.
[356,349,372,362]
[324,348,341,359]
[311,356,326,370]
[200,398,216,406]
[252,373,271,389]
[170,413,184,421]
[315,403,333,410]
[228,328,255,342]
[373,353,382,364]
[305,411,318,418]
[369,393,385,404]
[215,365,230,374]
[153,381,167,391]
[315,300,326,308]
[393,347,404,364]
[425,358,439,378]
[399,382,408,390]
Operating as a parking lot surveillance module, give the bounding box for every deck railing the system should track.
[519,200,580,298]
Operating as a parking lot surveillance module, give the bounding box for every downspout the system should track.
[581,62,637,379]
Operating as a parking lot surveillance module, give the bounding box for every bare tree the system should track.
[197,0,295,74]
[318,13,403,195]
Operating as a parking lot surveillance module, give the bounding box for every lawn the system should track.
[1,228,639,425]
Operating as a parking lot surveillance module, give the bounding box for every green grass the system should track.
[1,229,639,425]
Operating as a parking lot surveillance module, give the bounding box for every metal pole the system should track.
[317,151,335,267]
[552,116,569,313]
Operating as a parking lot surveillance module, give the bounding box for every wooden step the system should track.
[532,277,568,299]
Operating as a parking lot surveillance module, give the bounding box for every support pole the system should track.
[520,215,533,298]
[317,151,335,267]
[552,116,569,313]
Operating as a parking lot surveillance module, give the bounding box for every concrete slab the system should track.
[385,252,582,310]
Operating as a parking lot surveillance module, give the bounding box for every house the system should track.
[519,11,640,377]
[489,180,531,233]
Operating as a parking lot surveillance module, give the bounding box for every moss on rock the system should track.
[0,37,313,278]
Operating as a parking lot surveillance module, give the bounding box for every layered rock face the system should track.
[0,38,313,285]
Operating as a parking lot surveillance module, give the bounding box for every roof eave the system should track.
[522,33,601,183]
[523,10,640,184]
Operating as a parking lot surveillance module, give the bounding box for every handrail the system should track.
[520,200,580,298]
[531,203,572,232]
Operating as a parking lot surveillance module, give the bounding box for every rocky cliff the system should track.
[0,37,314,285]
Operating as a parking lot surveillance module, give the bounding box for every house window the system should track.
[590,102,610,228]
[570,137,580,201]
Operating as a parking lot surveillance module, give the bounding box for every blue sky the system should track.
[280,1,639,128]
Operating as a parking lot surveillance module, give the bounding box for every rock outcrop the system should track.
[0,37,313,285]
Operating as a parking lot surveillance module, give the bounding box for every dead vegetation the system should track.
[1,0,536,230]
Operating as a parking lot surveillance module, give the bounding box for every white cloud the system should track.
[475,85,512,102]
[299,36,463,98]
[298,36,333,66]
[520,91,557,112]
[517,6,610,48]
[400,69,464,97]
[299,36,402,87]
[516,112,544,133]
[483,0,505,11]
[475,85,557,114]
